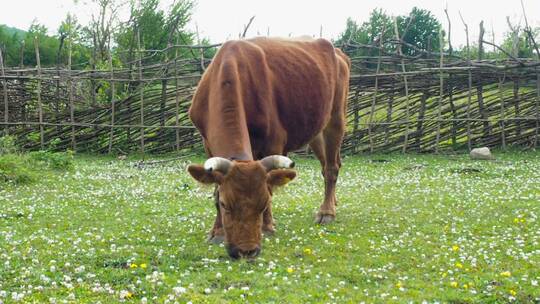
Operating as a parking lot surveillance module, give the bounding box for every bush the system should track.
[0,135,18,155]
[0,154,35,184]
[28,150,74,170]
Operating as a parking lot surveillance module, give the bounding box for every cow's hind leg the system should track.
[309,121,344,224]
[208,186,225,244]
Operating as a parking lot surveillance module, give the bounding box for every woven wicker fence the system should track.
[1,23,539,154]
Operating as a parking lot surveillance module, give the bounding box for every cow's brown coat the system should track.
[188,37,350,258]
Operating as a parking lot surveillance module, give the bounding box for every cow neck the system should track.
[207,97,253,162]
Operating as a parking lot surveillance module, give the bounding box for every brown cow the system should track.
[187,37,350,259]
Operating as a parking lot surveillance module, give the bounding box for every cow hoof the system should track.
[207,233,225,244]
[263,228,276,237]
[315,213,335,225]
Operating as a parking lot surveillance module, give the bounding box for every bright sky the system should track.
[1,0,539,48]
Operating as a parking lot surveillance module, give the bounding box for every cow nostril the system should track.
[228,245,261,259]
[243,247,261,259]
[227,245,241,260]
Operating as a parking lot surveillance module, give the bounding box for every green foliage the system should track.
[0,154,36,184]
[335,10,393,57]
[116,0,195,65]
[0,135,18,155]
[0,20,91,68]
[0,25,25,66]
[501,27,540,59]
[0,134,73,184]
[336,7,443,56]
[398,7,442,55]
[28,150,74,170]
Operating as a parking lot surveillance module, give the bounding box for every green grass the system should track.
[0,151,539,303]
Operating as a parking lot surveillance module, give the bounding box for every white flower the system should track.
[204,288,211,294]
[141,297,148,304]
[172,286,186,295]
[119,290,132,299]
[11,292,24,302]
[532,280,538,287]
[75,266,85,273]
[216,272,222,279]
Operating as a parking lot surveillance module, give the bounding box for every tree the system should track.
[23,22,60,66]
[58,14,91,69]
[336,7,443,57]
[500,18,540,59]
[334,10,392,57]
[116,0,195,64]
[397,7,443,55]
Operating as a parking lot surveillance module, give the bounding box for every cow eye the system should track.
[219,201,230,211]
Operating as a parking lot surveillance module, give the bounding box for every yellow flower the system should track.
[463,284,469,289]
[130,263,138,269]
[286,267,294,273]
[126,292,133,299]
[140,263,147,269]
[455,262,463,269]
[500,271,511,277]
[452,245,459,252]
[513,218,520,223]
[442,272,447,278]
[450,281,458,288]
[395,281,403,289]
[509,289,517,296]
[303,248,312,255]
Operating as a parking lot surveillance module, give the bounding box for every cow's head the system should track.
[187,155,296,259]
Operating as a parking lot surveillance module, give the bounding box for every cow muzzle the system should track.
[227,244,261,259]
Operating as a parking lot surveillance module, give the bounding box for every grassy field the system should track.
[1,151,539,303]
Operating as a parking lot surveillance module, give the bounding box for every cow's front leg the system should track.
[208,186,225,244]
[262,201,275,236]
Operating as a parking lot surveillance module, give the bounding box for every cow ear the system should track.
[187,164,224,185]
[267,169,296,187]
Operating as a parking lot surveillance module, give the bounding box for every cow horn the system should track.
[260,155,295,171]
[204,157,233,173]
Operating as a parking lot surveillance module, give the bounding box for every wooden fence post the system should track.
[498,75,507,150]
[444,7,457,146]
[174,40,181,151]
[107,38,116,154]
[137,28,145,155]
[435,28,444,153]
[68,38,76,151]
[535,68,539,148]
[384,81,394,146]
[19,41,26,122]
[513,78,521,138]
[160,43,170,137]
[368,28,384,153]
[416,38,432,151]
[460,13,473,151]
[477,21,490,141]
[394,17,411,153]
[0,48,8,134]
[34,36,45,150]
